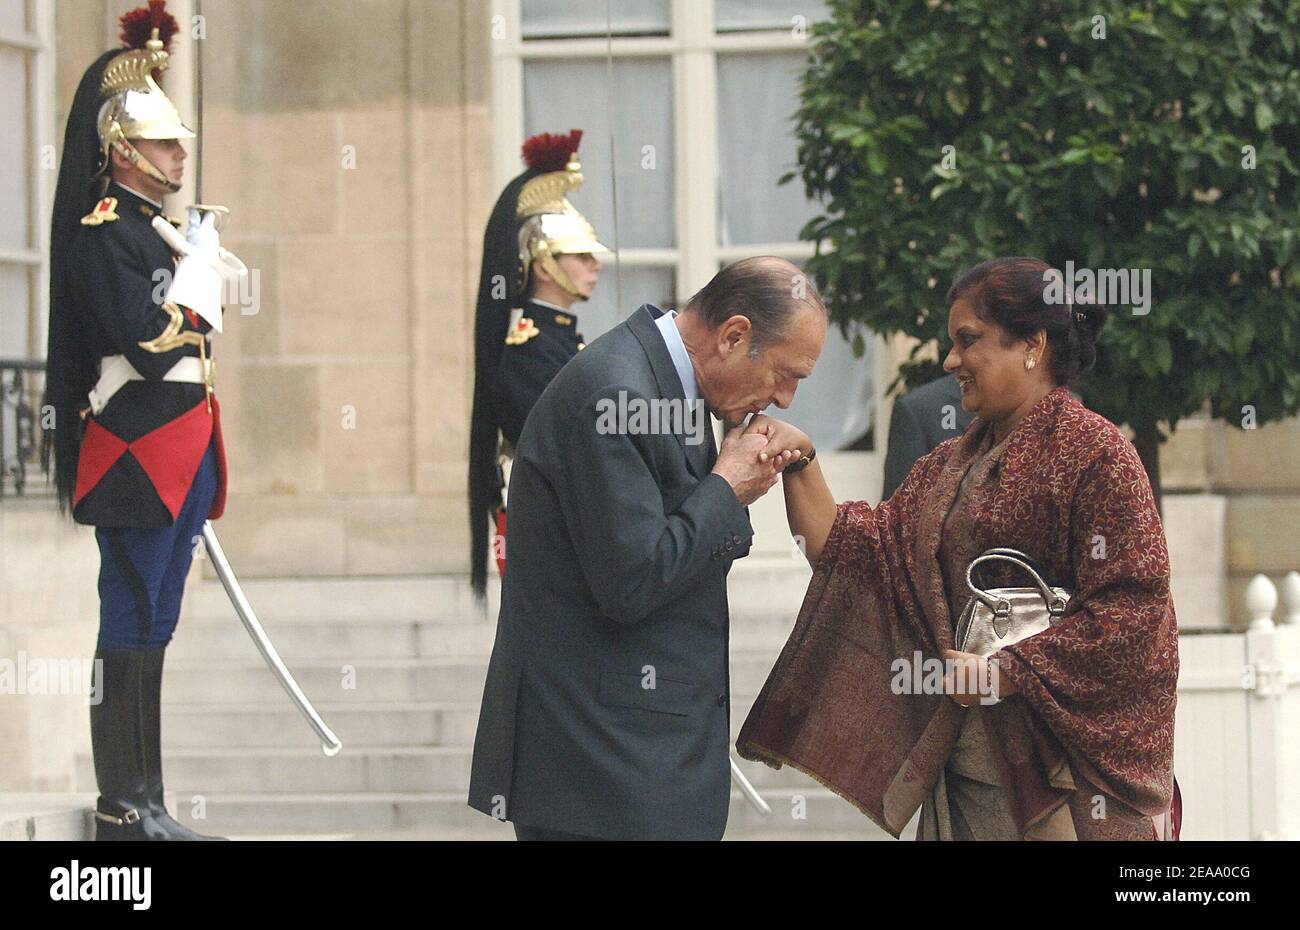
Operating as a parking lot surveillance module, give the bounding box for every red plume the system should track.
[119,0,180,53]
[522,129,584,172]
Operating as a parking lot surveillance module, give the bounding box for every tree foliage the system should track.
[793,0,1300,461]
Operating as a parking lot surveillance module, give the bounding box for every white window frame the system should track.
[0,0,55,361]
[488,0,894,464]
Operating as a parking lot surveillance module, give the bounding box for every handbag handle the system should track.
[964,549,1067,618]
[974,547,1052,582]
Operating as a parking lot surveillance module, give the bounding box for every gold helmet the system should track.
[96,2,194,193]
[516,130,609,299]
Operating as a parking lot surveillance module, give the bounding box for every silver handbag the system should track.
[953,548,1071,657]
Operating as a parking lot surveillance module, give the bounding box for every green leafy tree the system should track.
[793,0,1300,502]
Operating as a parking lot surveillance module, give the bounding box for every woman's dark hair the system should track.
[946,256,1109,387]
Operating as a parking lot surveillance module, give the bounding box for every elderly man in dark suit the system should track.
[469,256,828,840]
[880,373,975,499]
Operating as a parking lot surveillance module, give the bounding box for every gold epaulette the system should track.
[81,197,120,226]
[505,317,540,346]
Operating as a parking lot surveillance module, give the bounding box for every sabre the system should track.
[201,521,343,757]
[179,30,339,756]
[731,754,771,815]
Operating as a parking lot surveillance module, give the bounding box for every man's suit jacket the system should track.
[468,304,754,840]
[881,374,974,499]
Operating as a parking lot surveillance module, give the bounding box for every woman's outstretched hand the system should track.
[742,414,835,568]
[744,414,812,465]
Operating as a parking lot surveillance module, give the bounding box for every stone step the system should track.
[167,619,498,662]
[75,742,822,795]
[164,789,896,839]
[151,566,821,840]
[0,791,186,841]
[71,747,474,795]
[0,794,95,841]
[160,693,779,749]
[180,575,499,623]
[728,557,814,615]
[160,657,487,704]
[161,701,482,749]
[157,653,787,705]
[179,557,810,629]
[164,611,799,663]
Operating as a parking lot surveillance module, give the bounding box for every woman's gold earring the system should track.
[1025,357,1036,370]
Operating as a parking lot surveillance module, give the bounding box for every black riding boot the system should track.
[90,649,169,840]
[139,646,227,840]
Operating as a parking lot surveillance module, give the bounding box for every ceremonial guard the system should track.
[468,130,609,595]
[46,2,231,840]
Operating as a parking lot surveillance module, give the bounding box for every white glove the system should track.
[185,208,221,254]
[165,250,225,335]
[163,210,225,332]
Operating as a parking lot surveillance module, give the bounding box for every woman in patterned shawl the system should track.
[737,257,1179,840]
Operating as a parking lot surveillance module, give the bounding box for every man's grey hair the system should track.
[683,256,827,355]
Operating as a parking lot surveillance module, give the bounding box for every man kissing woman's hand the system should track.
[745,414,813,466]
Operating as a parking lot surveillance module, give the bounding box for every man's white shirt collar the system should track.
[654,308,698,404]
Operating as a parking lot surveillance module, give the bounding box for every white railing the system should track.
[1175,571,1300,839]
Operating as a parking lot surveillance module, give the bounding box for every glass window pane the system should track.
[0,48,30,252]
[715,0,828,33]
[524,58,675,249]
[786,320,875,451]
[0,0,27,33]
[0,264,30,357]
[717,53,816,246]
[575,264,676,344]
[522,0,670,39]
[0,266,32,477]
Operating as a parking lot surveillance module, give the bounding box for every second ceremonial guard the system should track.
[467,129,608,596]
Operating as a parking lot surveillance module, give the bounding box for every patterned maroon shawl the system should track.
[736,387,1178,839]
